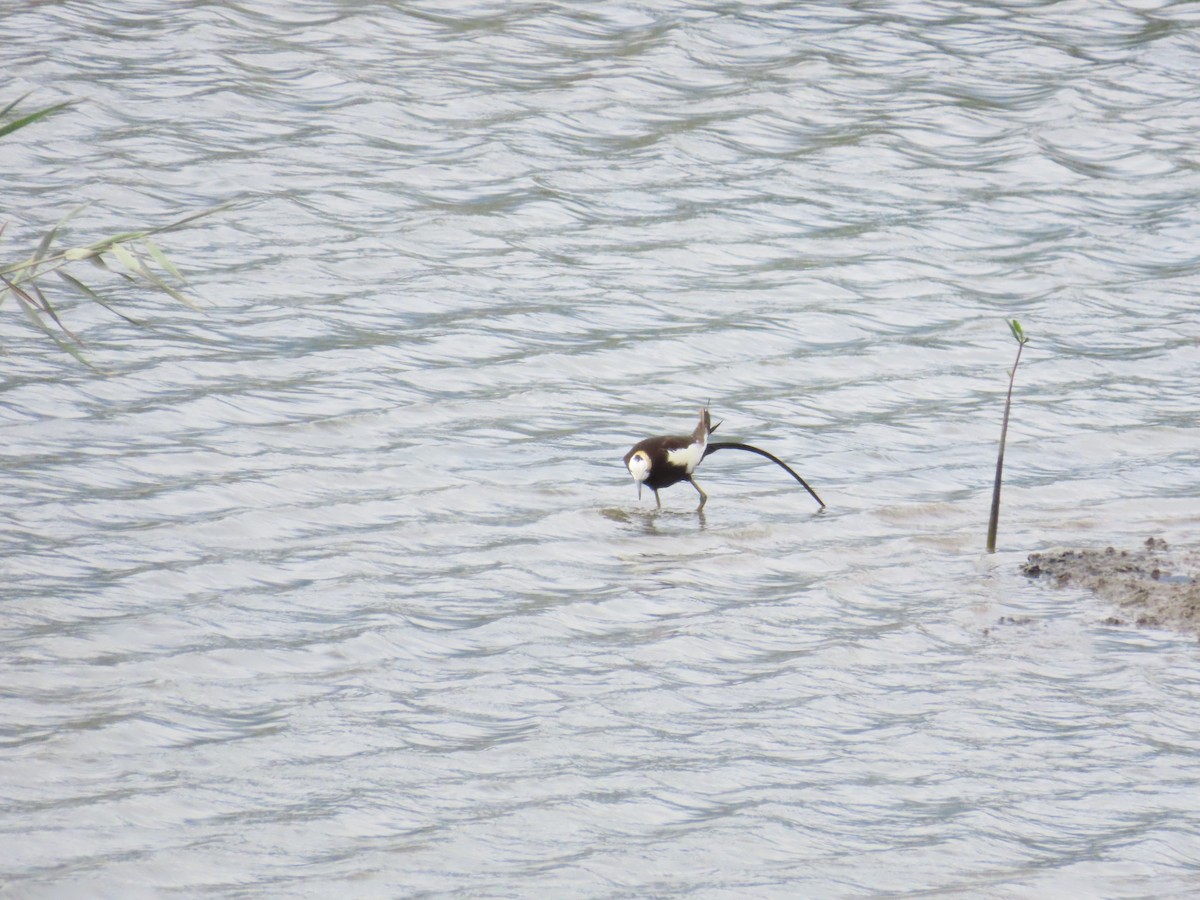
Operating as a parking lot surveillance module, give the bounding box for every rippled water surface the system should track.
[4,1,1200,895]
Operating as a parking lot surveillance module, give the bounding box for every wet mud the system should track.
[1022,538,1200,636]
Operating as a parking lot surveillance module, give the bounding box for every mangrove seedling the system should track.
[987,319,1029,553]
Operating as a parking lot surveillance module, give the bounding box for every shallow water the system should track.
[3,1,1200,895]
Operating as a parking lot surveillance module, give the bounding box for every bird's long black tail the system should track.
[703,442,825,508]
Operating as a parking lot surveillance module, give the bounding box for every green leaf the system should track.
[0,99,73,139]
[2,273,77,340]
[4,274,81,346]
[34,204,91,268]
[0,93,32,120]
[15,293,92,367]
[108,241,148,277]
[89,252,114,273]
[102,242,202,310]
[148,201,235,236]
[87,232,145,254]
[0,252,38,277]
[142,237,184,281]
[1008,319,1027,345]
[25,278,53,313]
[139,264,203,310]
[12,286,51,332]
[56,269,142,325]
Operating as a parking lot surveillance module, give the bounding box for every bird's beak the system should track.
[637,482,642,499]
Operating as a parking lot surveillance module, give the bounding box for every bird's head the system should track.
[626,449,652,498]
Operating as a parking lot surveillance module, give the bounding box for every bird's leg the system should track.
[690,477,707,509]
[654,489,662,509]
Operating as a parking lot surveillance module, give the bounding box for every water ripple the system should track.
[3,0,1200,895]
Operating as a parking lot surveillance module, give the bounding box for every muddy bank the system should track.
[1022,538,1200,636]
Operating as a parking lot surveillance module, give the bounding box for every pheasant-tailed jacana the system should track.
[623,407,825,510]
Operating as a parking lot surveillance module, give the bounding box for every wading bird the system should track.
[623,407,825,510]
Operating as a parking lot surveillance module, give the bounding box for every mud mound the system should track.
[1022,538,1200,635]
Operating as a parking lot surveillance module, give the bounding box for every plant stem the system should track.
[987,337,1025,553]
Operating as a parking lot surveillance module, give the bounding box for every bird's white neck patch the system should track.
[666,435,706,474]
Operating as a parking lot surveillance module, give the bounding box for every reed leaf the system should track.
[56,269,142,325]
[2,90,228,353]
[141,237,183,280]
[5,275,85,353]
[0,99,73,139]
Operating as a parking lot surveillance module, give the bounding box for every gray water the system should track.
[3,1,1200,896]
